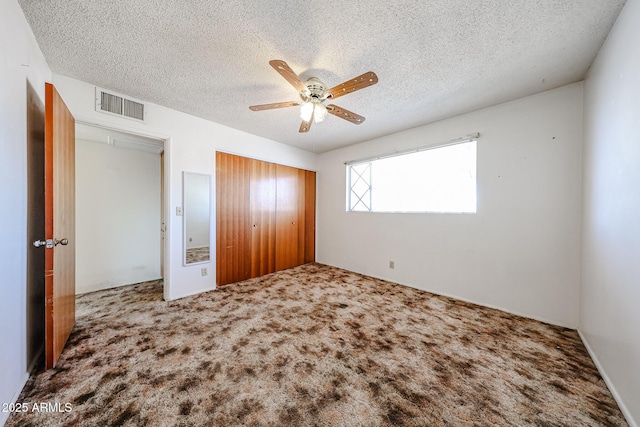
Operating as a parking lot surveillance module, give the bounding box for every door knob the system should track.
[33,239,53,248]
[33,238,68,248]
[55,238,69,246]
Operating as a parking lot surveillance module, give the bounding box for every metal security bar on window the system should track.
[348,163,372,211]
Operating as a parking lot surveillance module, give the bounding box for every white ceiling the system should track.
[18,0,626,153]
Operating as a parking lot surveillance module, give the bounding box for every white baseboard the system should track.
[164,284,216,301]
[330,263,575,328]
[578,330,637,427]
[1,346,42,427]
[76,276,164,295]
[0,372,30,427]
[395,276,574,328]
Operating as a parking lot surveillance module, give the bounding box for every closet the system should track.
[216,152,316,286]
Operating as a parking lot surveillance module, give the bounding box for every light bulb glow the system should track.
[300,102,314,122]
[314,102,328,123]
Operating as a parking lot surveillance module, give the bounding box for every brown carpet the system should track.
[8,263,626,426]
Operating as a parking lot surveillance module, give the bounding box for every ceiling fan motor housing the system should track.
[302,77,327,101]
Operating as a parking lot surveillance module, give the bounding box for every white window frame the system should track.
[345,133,479,214]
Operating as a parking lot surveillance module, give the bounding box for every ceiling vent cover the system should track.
[96,88,145,121]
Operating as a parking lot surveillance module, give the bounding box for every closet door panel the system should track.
[216,152,251,285]
[275,164,301,271]
[250,159,277,277]
[296,168,306,266]
[304,170,316,263]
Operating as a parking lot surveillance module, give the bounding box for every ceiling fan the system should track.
[249,60,378,133]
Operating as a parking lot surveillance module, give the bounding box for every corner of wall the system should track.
[578,331,638,427]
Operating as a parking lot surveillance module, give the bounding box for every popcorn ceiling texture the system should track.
[7,263,626,426]
[17,0,626,153]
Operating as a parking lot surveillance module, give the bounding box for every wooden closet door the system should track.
[216,152,251,285]
[275,164,304,271]
[296,169,307,265]
[250,159,276,277]
[304,170,316,263]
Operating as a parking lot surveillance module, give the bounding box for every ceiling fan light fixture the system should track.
[300,99,328,124]
[300,101,314,122]
[313,102,327,123]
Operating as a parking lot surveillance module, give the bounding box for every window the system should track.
[348,162,372,211]
[347,140,477,213]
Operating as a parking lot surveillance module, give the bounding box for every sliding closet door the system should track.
[304,170,316,263]
[250,159,277,277]
[296,168,307,265]
[275,164,305,271]
[216,152,251,285]
[217,152,316,284]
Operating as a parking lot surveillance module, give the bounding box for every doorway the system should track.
[75,123,166,295]
[26,81,45,371]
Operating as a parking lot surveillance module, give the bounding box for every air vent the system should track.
[123,98,144,121]
[96,88,145,121]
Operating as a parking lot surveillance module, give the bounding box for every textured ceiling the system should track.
[19,0,626,153]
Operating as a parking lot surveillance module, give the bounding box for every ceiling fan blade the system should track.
[269,60,306,93]
[327,104,366,125]
[299,114,313,133]
[249,101,299,111]
[325,71,378,100]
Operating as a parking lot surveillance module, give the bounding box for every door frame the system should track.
[74,119,171,295]
[26,81,46,372]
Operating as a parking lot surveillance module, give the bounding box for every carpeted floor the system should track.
[7,263,627,426]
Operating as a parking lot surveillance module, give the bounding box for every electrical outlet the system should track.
[201,267,208,276]
[389,261,395,269]
[189,237,193,242]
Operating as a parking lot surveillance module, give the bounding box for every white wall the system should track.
[580,0,640,425]
[51,74,317,301]
[76,139,161,294]
[317,83,584,328]
[0,0,52,425]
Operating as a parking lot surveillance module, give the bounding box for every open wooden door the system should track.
[42,83,76,369]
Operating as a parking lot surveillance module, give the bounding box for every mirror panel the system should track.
[183,172,211,265]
